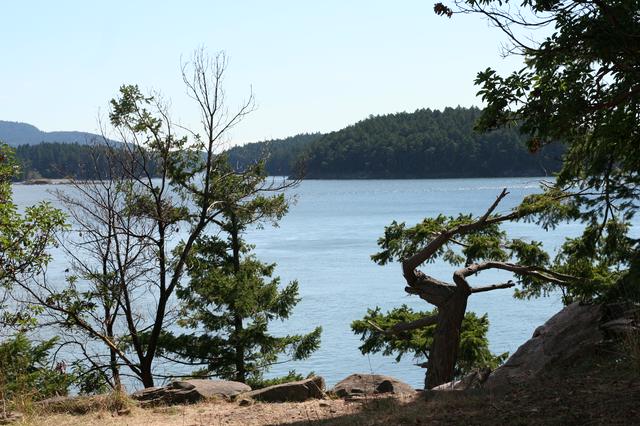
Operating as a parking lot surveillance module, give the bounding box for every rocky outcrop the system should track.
[329,374,416,398]
[132,379,251,406]
[242,376,325,402]
[484,302,604,389]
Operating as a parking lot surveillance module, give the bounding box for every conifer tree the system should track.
[159,166,321,385]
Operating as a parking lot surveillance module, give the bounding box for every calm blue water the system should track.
[13,178,591,389]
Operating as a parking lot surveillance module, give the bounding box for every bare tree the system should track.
[15,50,291,389]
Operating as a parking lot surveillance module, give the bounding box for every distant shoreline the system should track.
[17,178,77,185]
[15,175,555,185]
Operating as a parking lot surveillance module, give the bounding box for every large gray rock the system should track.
[431,368,491,391]
[172,379,250,398]
[330,374,416,398]
[243,376,325,402]
[132,379,251,406]
[484,302,603,389]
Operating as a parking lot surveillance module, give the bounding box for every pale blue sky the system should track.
[1,1,524,145]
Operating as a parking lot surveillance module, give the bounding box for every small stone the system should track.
[237,397,253,407]
[117,408,131,416]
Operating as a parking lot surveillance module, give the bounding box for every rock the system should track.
[37,395,79,407]
[484,302,603,389]
[132,379,251,407]
[36,395,95,414]
[243,376,325,402]
[117,408,131,416]
[431,368,491,391]
[172,379,250,399]
[237,396,254,406]
[330,374,416,398]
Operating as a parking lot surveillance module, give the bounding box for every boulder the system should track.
[36,395,96,414]
[131,379,251,407]
[242,376,325,402]
[172,379,250,399]
[330,374,416,398]
[431,368,491,391]
[484,302,603,389]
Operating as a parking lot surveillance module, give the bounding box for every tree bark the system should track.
[140,362,154,388]
[230,213,246,383]
[395,189,571,389]
[425,288,469,389]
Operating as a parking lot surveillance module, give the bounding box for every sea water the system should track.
[12,178,595,388]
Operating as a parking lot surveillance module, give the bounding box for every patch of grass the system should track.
[619,312,640,373]
[37,390,135,416]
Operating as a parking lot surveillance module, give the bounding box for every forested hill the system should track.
[8,108,564,180]
[226,107,564,179]
[0,120,108,146]
[226,133,323,176]
[13,143,116,180]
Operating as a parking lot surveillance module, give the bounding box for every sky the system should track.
[1,1,526,146]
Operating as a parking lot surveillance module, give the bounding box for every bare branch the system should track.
[471,281,516,293]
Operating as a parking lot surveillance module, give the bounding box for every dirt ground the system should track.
[13,352,640,426]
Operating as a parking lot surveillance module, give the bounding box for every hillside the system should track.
[5,108,565,180]
[226,133,323,176]
[226,107,564,179]
[14,143,115,180]
[0,120,108,146]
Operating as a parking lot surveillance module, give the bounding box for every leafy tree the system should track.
[0,334,70,404]
[157,165,321,385]
[10,50,274,389]
[352,306,507,378]
[434,0,640,302]
[0,144,68,410]
[0,143,67,325]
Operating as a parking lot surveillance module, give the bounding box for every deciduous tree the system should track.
[12,50,272,389]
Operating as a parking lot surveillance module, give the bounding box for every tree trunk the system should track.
[425,289,469,389]
[234,314,246,383]
[140,362,154,388]
[230,213,246,383]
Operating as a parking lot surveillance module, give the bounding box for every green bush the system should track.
[0,334,70,406]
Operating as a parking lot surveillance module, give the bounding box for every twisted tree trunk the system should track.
[394,189,571,388]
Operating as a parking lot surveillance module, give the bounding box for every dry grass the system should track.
[9,348,640,426]
[14,397,375,426]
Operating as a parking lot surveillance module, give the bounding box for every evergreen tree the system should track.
[159,167,321,385]
[0,143,68,408]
